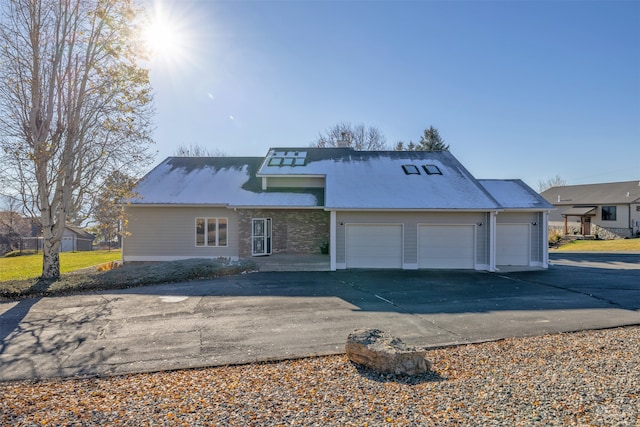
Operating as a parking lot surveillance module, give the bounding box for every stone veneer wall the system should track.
[237,209,330,257]
[592,224,632,239]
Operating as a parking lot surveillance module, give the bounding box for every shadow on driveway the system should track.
[1,252,638,381]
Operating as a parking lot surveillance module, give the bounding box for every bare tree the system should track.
[538,174,567,192]
[174,144,228,157]
[312,122,387,150]
[0,0,155,278]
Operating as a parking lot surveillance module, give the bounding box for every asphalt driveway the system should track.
[1,252,639,382]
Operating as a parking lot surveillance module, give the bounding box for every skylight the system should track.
[423,164,442,175]
[267,150,307,167]
[402,164,421,175]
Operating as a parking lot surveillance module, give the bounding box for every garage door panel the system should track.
[419,225,475,269]
[497,224,529,266]
[346,225,402,268]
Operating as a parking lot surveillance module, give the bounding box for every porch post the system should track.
[564,215,568,235]
[330,210,337,271]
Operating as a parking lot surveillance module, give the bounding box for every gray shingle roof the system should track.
[478,180,554,210]
[540,181,640,205]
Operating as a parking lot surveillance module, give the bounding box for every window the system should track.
[422,164,442,175]
[601,206,616,221]
[268,157,282,166]
[402,164,420,175]
[196,217,228,246]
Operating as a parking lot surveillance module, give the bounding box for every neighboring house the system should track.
[540,181,640,239]
[21,224,95,252]
[123,148,553,271]
[61,225,95,251]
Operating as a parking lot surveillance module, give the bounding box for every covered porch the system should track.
[561,206,596,236]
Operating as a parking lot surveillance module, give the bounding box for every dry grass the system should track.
[552,238,640,252]
[0,258,257,300]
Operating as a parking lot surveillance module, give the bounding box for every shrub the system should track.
[548,229,563,244]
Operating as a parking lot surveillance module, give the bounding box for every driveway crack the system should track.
[495,274,624,309]
[346,282,464,339]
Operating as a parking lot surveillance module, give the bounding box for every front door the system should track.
[252,218,272,256]
[581,217,591,235]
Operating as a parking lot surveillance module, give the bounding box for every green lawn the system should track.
[552,238,640,252]
[0,250,122,282]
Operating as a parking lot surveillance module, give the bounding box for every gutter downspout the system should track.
[543,210,550,268]
[330,211,337,271]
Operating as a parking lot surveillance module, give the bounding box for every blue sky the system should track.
[145,0,640,189]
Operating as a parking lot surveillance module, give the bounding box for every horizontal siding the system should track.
[335,211,486,267]
[123,206,239,260]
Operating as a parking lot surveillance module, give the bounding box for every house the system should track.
[123,148,553,271]
[540,181,640,239]
[19,223,95,252]
[61,225,95,251]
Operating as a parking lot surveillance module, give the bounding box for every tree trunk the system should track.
[42,237,61,279]
[40,217,63,279]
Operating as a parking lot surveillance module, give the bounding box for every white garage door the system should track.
[419,225,475,269]
[496,224,530,266]
[346,225,402,268]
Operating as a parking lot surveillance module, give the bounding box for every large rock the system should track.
[345,328,431,376]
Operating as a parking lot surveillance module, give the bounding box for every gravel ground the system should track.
[1,326,638,426]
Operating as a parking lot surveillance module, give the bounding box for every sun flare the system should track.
[142,4,191,64]
[144,17,182,58]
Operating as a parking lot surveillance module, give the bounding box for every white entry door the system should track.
[345,224,403,268]
[252,218,272,256]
